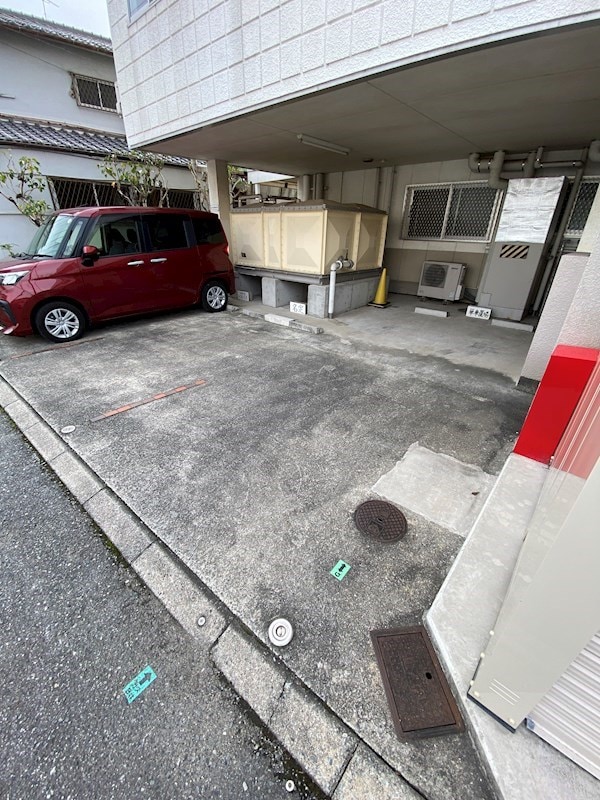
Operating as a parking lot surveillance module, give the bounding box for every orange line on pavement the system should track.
[91,379,207,422]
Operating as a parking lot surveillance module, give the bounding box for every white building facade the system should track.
[0,9,198,255]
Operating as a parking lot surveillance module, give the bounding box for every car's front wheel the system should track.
[35,301,86,343]
[201,280,228,313]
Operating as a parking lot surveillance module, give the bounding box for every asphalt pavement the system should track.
[0,411,324,800]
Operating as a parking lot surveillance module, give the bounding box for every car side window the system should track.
[192,217,226,245]
[85,216,143,257]
[62,218,87,257]
[146,215,188,251]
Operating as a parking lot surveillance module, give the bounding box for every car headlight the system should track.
[0,271,29,286]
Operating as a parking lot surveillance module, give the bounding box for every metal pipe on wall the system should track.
[328,255,354,318]
[488,150,508,189]
[536,161,584,169]
[468,151,534,172]
[532,158,587,313]
[523,151,536,178]
[588,140,600,162]
[377,166,395,213]
[314,173,324,199]
[469,146,588,187]
[298,174,311,201]
[328,265,338,319]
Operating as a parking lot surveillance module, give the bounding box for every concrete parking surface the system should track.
[0,411,324,800]
[0,307,532,799]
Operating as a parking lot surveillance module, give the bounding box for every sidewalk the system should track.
[0,307,532,798]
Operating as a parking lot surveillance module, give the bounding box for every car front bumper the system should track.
[0,297,31,335]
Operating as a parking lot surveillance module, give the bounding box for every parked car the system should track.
[0,206,235,343]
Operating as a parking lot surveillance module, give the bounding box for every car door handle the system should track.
[150,258,167,263]
[127,260,145,266]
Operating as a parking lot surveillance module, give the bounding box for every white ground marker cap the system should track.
[268,618,294,647]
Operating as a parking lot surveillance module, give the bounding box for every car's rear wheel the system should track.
[35,301,86,343]
[201,280,228,313]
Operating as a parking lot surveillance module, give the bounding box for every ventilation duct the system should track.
[588,140,600,162]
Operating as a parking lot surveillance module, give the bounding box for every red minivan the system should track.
[0,206,235,342]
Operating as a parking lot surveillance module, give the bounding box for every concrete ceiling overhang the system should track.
[147,22,600,174]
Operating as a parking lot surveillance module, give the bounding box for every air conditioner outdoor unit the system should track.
[417,261,466,302]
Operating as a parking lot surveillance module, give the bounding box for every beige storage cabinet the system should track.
[231,201,387,275]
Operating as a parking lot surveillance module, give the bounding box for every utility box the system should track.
[231,200,388,276]
[478,177,568,320]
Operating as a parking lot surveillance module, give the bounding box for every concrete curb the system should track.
[239,307,324,334]
[0,374,420,798]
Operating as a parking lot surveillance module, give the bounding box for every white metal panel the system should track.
[468,456,600,729]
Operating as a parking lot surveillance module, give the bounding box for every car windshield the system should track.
[27,214,77,258]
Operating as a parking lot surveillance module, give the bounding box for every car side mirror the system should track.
[82,245,99,266]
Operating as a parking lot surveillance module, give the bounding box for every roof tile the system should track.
[0,8,112,54]
[0,116,190,168]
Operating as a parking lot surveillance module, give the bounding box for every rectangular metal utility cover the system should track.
[371,625,464,739]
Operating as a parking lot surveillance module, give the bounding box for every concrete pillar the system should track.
[520,253,589,383]
[557,224,600,349]
[520,222,600,384]
[206,159,231,243]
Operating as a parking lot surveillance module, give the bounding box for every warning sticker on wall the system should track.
[499,244,530,259]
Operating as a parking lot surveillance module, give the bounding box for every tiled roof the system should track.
[0,116,190,168]
[0,8,112,54]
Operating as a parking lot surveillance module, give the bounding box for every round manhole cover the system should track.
[354,500,407,543]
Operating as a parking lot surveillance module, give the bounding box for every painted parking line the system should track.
[8,337,105,360]
[91,378,207,422]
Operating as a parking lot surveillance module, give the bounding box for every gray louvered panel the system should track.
[528,633,600,781]
[541,688,600,738]
[530,709,600,780]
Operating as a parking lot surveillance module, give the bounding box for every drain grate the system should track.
[354,500,407,543]
[371,625,464,739]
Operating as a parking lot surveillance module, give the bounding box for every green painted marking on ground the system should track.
[330,560,351,581]
[123,665,156,704]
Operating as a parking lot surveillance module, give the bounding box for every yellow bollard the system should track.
[369,268,390,308]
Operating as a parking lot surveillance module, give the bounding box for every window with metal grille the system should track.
[165,190,200,209]
[49,179,200,212]
[72,75,118,112]
[49,178,125,210]
[404,183,502,241]
[565,180,600,236]
[147,188,199,209]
